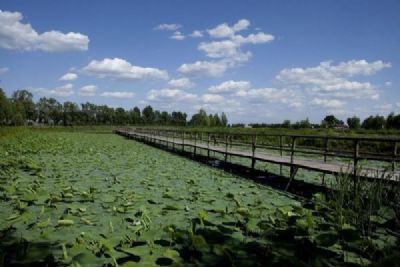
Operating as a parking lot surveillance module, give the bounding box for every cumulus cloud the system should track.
[168,78,194,89]
[147,88,197,102]
[0,10,89,52]
[237,87,302,108]
[179,19,273,76]
[189,30,203,38]
[82,58,168,81]
[100,91,135,98]
[207,19,250,38]
[154,23,182,31]
[32,83,74,97]
[79,85,97,96]
[178,60,229,77]
[201,94,224,103]
[310,98,345,109]
[277,59,390,100]
[170,31,185,40]
[60,72,78,81]
[208,80,251,93]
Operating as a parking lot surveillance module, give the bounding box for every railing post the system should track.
[207,133,211,158]
[182,131,185,152]
[322,137,329,185]
[279,135,283,175]
[224,134,229,163]
[290,136,296,177]
[353,139,359,177]
[392,141,397,172]
[352,139,360,192]
[194,132,197,156]
[172,131,175,151]
[251,135,257,170]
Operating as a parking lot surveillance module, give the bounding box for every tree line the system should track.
[1,88,399,130]
[0,89,228,127]
[250,114,400,130]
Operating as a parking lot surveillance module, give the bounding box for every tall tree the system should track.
[0,88,11,124]
[347,116,361,129]
[221,112,228,127]
[142,105,155,124]
[12,90,36,121]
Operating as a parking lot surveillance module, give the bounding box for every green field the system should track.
[0,128,398,266]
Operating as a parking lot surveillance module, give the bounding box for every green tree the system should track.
[322,115,341,128]
[0,88,11,124]
[347,116,361,129]
[190,109,209,126]
[213,113,221,126]
[282,120,291,128]
[142,105,155,124]
[12,90,36,121]
[221,112,228,127]
[386,113,400,129]
[63,101,79,126]
[362,115,385,130]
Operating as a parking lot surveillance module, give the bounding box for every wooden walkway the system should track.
[115,129,400,184]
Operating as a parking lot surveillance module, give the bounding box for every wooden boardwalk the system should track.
[115,129,400,184]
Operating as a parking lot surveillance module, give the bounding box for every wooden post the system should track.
[279,135,283,175]
[194,132,197,156]
[353,139,360,191]
[224,134,228,163]
[322,137,328,185]
[207,133,211,159]
[182,131,185,152]
[392,141,397,172]
[290,136,296,178]
[251,135,257,170]
[353,139,359,177]
[172,131,175,151]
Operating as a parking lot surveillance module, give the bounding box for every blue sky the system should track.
[0,0,399,123]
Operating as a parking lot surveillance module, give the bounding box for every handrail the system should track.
[118,128,399,170]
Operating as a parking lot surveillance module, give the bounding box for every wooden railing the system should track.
[127,127,399,173]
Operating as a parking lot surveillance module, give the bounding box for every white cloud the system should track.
[180,19,273,76]
[189,30,203,38]
[199,40,238,58]
[32,83,74,97]
[201,93,224,103]
[0,10,89,52]
[100,91,135,98]
[385,81,392,86]
[0,67,8,74]
[79,85,97,96]
[168,78,194,89]
[170,31,185,40]
[310,98,345,109]
[154,23,182,31]
[147,88,197,102]
[177,51,251,77]
[232,32,274,44]
[232,19,250,32]
[277,59,390,100]
[178,60,228,76]
[82,58,168,81]
[238,87,302,108]
[208,19,250,38]
[208,80,251,93]
[60,72,78,81]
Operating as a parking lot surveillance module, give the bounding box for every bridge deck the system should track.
[116,130,400,182]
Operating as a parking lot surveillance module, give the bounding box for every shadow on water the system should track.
[133,138,330,199]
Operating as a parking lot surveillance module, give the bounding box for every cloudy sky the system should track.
[0,0,399,123]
